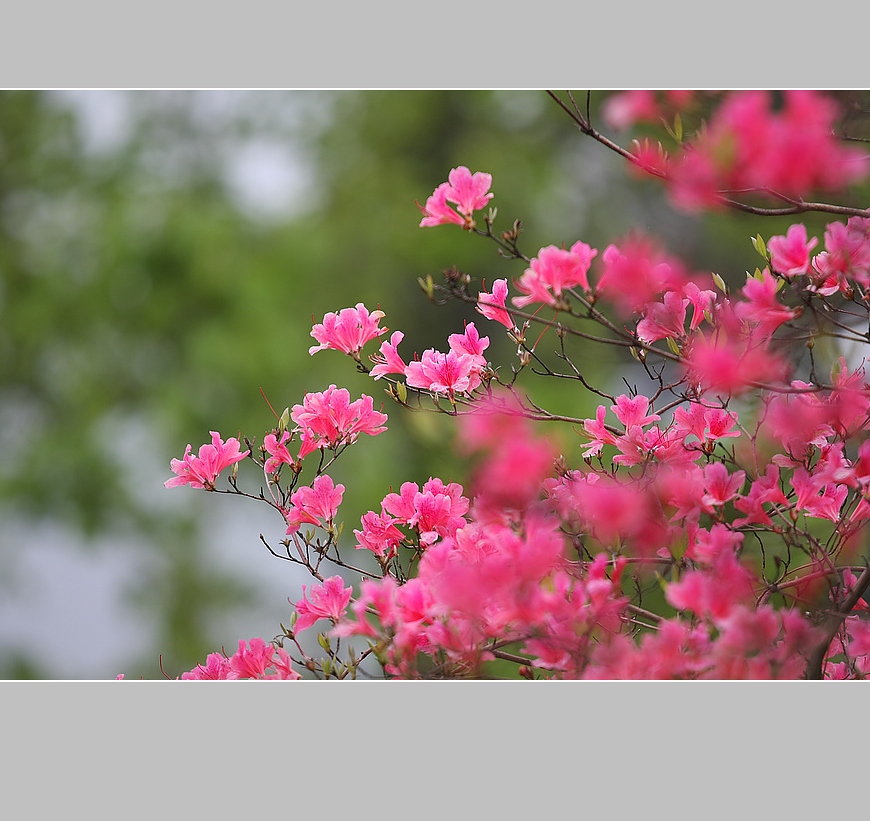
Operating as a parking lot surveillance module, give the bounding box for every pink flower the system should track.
[263,430,294,474]
[512,242,598,309]
[418,166,493,228]
[767,223,818,277]
[636,290,688,344]
[405,349,483,398]
[735,268,799,336]
[476,279,514,329]
[165,431,250,490]
[181,652,233,680]
[293,575,354,633]
[582,405,617,458]
[446,166,494,215]
[701,462,745,508]
[309,303,388,357]
[790,468,848,521]
[418,182,465,228]
[595,237,687,317]
[811,217,870,292]
[448,322,489,362]
[291,385,388,459]
[228,638,279,680]
[382,478,470,546]
[601,90,660,130]
[611,394,661,429]
[369,331,408,380]
[683,282,716,330]
[354,509,405,560]
[284,474,345,535]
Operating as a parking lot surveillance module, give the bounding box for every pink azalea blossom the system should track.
[734,269,799,336]
[293,575,354,633]
[611,394,661,430]
[263,430,294,474]
[291,385,388,459]
[767,223,818,277]
[476,279,515,329]
[382,478,470,545]
[601,90,661,130]
[683,282,716,330]
[636,290,688,344]
[418,167,493,228]
[582,405,618,458]
[448,322,489,362]
[595,237,688,316]
[446,166,494,215]
[369,331,408,380]
[165,431,250,490]
[309,303,388,357]
[811,217,870,292]
[181,652,233,680]
[284,474,345,535]
[227,638,282,680]
[512,241,598,309]
[418,182,466,228]
[354,509,405,560]
[405,349,483,398]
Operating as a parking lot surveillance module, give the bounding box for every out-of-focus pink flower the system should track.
[293,575,354,633]
[418,166,493,228]
[595,237,687,316]
[767,223,818,277]
[666,91,869,212]
[476,279,515,329]
[284,474,345,535]
[165,431,250,490]
[512,242,598,309]
[309,303,388,357]
[601,90,660,130]
[683,310,789,395]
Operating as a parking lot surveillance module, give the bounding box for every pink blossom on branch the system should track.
[284,474,345,535]
[263,430,294,474]
[369,331,408,380]
[476,279,515,330]
[165,431,250,490]
[292,576,354,633]
[767,223,818,277]
[405,349,483,399]
[418,166,493,229]
[309,303,388,357]
[512,241,598,309]
[291,385,388,459]
[661,91,869,211]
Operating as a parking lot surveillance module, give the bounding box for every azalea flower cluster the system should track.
[156,90,870,681]
[601,90,869,211]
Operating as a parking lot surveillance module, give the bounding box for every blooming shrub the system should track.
[154,90,870,680]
